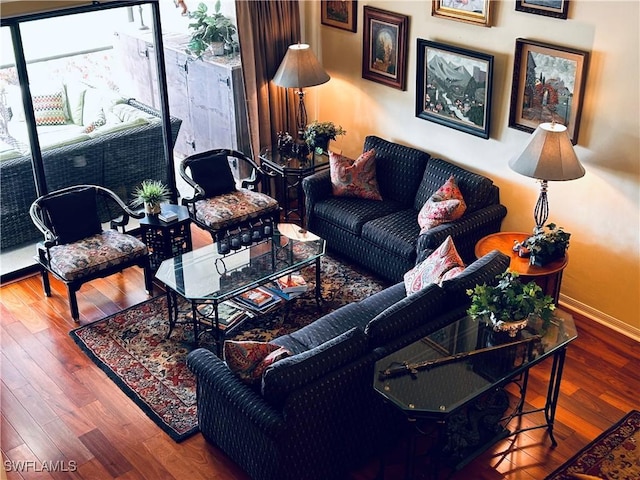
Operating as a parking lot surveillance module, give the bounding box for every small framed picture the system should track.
[321,1,358,32]
[416,39,494,139]
[515,0,570,19]
[509,38,589,144]
[362,6,409,91]
[432,0,492,27]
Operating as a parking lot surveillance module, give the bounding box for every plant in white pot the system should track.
[131,179,170,215]
[467,270,556,337]
[185,1,238,58]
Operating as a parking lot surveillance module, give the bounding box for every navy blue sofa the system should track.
[187,250,511,480]
[302,135,508,283]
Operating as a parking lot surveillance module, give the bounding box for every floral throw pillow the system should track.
[417,176,467,233]
[224,340,291,385]
[329,149,382,201]
[404,235,464,295]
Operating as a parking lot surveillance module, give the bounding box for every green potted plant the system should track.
[467,270,556,336]
[515,223,571,267]
[185,1,238,58]
[303,120,346,154]
[131,179,171,215]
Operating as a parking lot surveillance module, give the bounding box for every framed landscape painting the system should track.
[509,38,589,144]
[362,6,409,90]
[321,1,357,32]
[432,0,492,27]
[515,0,570,19]
[416,39,494,139]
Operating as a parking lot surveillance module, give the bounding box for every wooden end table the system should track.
[475,232,568,303]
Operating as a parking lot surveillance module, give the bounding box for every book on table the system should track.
[235,287,282,312]
[275,274,308,294]
[196,301,253,330]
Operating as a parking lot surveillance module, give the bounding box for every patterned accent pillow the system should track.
[224,340,291,385]
[33,91,67,126]
[329,149,382,200]
[83,108,107,133]
[439,265,465,285]
[404,235,464,295]
[417,175,467,233]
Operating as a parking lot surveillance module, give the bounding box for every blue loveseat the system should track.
[187,249,511,480]
[302,135,508,283]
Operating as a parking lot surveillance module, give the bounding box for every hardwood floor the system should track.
[1,226,639,479]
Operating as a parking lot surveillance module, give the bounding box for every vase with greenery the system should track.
[185,1,238,59]
[303,121,346,154]
[131,179,171,215]
[514,223,571,267]
[467,270,556,336]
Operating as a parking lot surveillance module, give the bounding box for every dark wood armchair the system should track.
[179,149,280,252]
[29,184,153,322]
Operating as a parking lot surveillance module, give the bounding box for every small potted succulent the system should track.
[185,1,238,58]
[303,121,346,154]
[467,270,556,336]
[132,179,171,215]
[515,223,571,267]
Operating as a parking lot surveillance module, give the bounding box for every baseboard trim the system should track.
[559,293,640,342]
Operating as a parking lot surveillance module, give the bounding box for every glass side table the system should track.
[259,146,330,226]
[373,309,577,478]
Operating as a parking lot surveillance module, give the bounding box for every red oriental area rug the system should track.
[69,253,387,442]
[545,410,640,480]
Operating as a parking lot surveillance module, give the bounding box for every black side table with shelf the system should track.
[259,147,330,226]
[139,204,193,271]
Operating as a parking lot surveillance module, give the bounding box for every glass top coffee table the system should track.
[155,224,325,354]
[373,309,577,476]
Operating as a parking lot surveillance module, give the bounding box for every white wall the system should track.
[303,0,640,336]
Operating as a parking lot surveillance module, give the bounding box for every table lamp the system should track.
[273,43,330,139]
[509,122,585,231]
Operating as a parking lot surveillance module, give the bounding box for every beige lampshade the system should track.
[509,123,585,181]
[273,44,330,89]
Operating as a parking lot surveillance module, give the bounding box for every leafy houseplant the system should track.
[516,223,571,267]
[303,121,346,154]
[467,270,556,336]
[185,1,238,59]
[132,179,171,215]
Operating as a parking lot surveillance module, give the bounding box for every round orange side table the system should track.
[475,232,568,303]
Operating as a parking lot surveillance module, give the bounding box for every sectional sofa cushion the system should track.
[413,158,495,214]
[363,135,431,206]
[313,196,403,235]
[262,327,369,406]
[365,282,447,347]
[360,209,420,259]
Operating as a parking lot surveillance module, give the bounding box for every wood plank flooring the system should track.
[1,226,639,479]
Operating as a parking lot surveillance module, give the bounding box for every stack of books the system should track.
[196,301,254,331]
[235,287,282,312]
[269,274,308,300]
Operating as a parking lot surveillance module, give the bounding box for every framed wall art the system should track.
[362,6,409,90]
[321,1,358,32]
[432,0,492,27]
[515,0,570,19]
[416,39,494,139]
[509,38,589,144]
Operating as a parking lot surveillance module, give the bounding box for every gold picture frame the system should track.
[432,0,492,27]
[321,1,358,33]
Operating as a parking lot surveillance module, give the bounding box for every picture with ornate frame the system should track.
[515,0,569,19]
[362,6,409,91]
[509,38,589,144]
[432,0,492,27]
[416,39,494,139]
[321,1,358,32]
